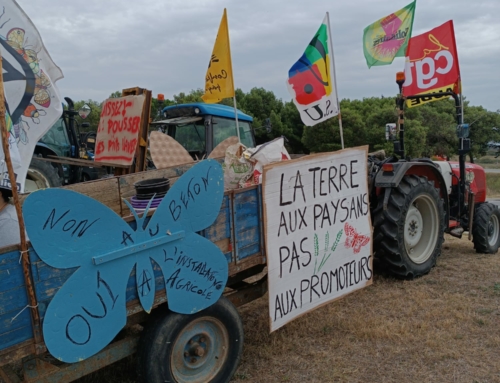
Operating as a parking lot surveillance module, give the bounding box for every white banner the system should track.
[263,147,373,332]
[0,0,63,192]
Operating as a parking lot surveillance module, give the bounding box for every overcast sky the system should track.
[16,0,500,112]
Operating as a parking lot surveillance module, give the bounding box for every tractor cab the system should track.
[152,103,255,160]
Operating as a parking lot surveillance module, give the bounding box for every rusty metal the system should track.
[0,365,22,383]
[226,273,268,308]
[228,253,266,276]
[0,341,35,368]
[0,54,44,352]
[22,335,139,383]
[227,264,265,287]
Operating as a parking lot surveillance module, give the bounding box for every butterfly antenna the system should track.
[139,194,157,230]
[123,198,140,226]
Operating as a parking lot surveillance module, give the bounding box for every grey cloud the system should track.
[17,0,500,112]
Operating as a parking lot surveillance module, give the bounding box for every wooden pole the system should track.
[0,53,45,351]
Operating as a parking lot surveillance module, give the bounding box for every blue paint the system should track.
[22,160,228,363]
[162,103,253,122]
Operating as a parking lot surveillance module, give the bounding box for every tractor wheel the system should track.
[25,156,62,192]
[472,202,500,253]
[373,175,445,279]
[137,296,244,383]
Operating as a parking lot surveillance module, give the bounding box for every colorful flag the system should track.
[0,0,64,192]
[286,14,339,127]
[402,20,460,108]
[363,1,416,68]
[201,9,234,104]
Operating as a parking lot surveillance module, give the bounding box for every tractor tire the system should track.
[137,296,244,383]
[472,202,500,253]
[25,156,62,192]
[373,175,445,279]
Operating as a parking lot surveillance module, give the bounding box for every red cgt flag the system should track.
[402,20,460,107]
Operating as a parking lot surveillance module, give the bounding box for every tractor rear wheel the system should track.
[472,202,500,253]
[373,175,445,279]
[25,156,62,192]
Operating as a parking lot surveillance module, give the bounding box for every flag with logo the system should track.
[0,0,64,192]
[402,20,460,107]
[201,8,234,104]
[287,14,339,127]
[363,1,416,68]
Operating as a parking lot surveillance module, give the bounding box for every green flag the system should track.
[363,1,416,68]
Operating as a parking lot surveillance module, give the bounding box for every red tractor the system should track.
[369,72,500,279]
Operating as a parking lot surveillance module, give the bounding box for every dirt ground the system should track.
[72,233,500,383]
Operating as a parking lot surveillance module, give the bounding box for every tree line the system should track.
[72,88,500,161]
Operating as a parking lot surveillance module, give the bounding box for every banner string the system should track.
[11,304,39,323]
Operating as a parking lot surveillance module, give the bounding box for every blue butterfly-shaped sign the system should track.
[22,160,228,363]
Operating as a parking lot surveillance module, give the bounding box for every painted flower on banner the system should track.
[287,24,332,106]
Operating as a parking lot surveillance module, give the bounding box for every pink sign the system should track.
[94,95,145,165]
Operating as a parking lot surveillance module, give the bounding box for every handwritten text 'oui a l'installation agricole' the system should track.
[263,148,373,332]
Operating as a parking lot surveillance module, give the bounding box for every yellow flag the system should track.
[201,9,234,103]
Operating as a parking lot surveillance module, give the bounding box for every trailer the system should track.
[0,159,268,383]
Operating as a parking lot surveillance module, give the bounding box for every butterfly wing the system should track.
[23,189,135,268]
[135,249,156,313]
[155,232,228,314]
[344,222,356,249]
[42,262,130,363]
[23,189,137,362]
[146,160,228,313]
[147,159,224,233]
[353,234,370,254]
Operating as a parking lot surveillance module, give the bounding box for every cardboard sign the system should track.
[94,95,145,165]
[263,147,373,332]
[403,20,460,107]
[22,160,227,362]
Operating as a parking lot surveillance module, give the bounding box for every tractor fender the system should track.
[374,161,449,223]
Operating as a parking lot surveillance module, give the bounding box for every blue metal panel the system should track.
[0,248,32,352]
[0,325,33,351]
[162,103,253,122]
[204,195,231,243]
[234,189,261,261]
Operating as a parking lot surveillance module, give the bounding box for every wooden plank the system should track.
[0,325,33,352]
[0,340,34,367]
[0,286,28,316]
[229,253,266,275]
[238,243,261,260]
[43,156,129,168]
[0,364,21,382]
[236,227,260,251]
[63,177,122,215]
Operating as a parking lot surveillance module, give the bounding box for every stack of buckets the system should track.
[130,178,170,213]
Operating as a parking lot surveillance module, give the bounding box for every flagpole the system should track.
[326,12,344,149]
[224,8,241,143]
[232,96,241,143]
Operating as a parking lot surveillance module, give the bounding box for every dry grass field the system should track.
[73,233,500,383]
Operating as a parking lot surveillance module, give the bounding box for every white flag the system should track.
[0,0,63,192]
